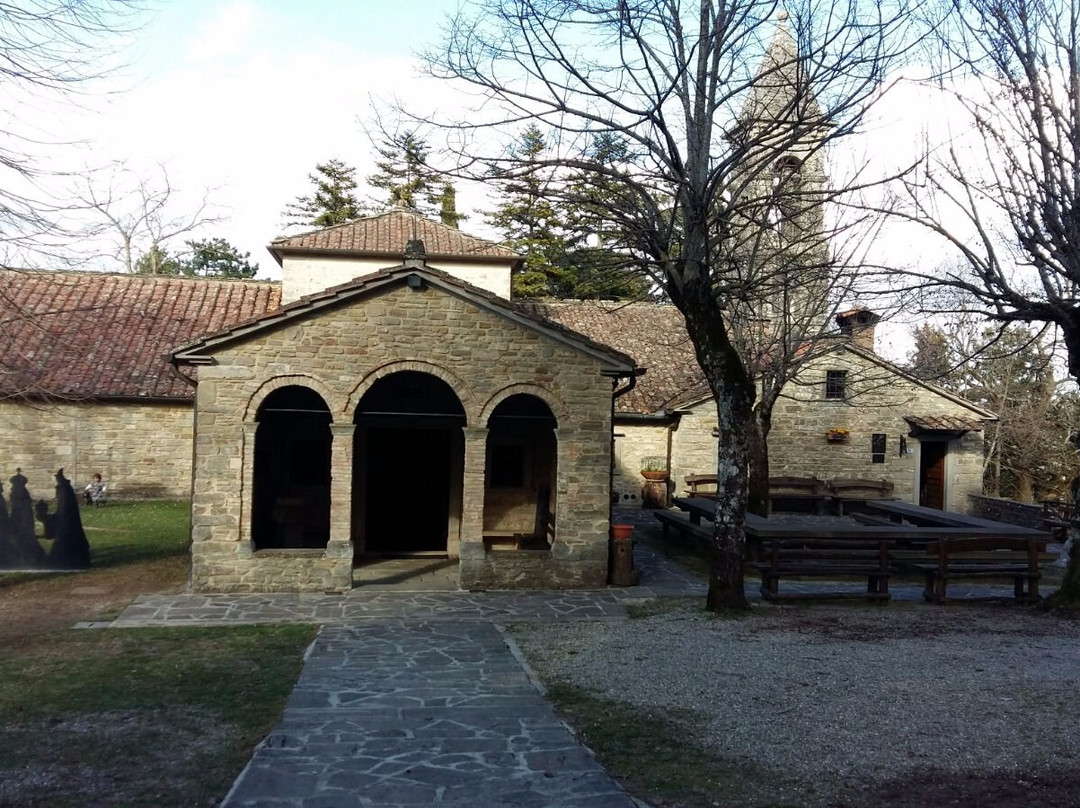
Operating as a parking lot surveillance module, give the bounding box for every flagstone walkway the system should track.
[222,622,638,807]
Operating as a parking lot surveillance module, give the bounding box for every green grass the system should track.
[77,500,191,568]
[0,624,317,808]
[0,500,320,807]
[544,682,794,808]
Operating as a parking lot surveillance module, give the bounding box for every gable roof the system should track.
[0,269,280,400]
[171,262,637,375]
[269,209,521,265]
[522,301,704,414]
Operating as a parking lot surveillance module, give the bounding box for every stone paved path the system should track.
[222,622,636,808]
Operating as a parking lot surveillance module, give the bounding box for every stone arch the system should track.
[244,374,344,423]
[251,384,333,550]
[480,383,567,427]
[347,360,478,424]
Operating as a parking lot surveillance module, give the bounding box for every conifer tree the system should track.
[367,132,443,211]
[284,159,362,228]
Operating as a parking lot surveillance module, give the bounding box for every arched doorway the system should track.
[353,372,466,555]
[252,385,332,549]
[483,394,558,549]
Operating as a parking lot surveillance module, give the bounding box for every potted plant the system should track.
[640,455,669,481]
[826,427,850,443]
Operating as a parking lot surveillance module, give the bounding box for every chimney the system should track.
[836,308,879,353]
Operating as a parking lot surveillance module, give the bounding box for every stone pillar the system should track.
[327,423,356,555]
[238,421,258,554]
[459,427,488,559]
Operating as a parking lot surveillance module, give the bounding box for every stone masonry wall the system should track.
[767,348,985,512]
[191,282,615,592]
[968,494,1045,530]
[0,399,193,499]
[612,422,668,507]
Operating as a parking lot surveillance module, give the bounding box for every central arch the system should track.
[352,371,466,556]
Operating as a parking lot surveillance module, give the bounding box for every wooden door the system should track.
[919,441,948,510]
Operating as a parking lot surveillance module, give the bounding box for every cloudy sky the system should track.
[14,0,478,275]
[7,0,977,360]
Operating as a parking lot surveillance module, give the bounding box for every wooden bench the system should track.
[768,476,828,515]
[894,537,1050,603]
[654,510,712,551]
[827,478,894,515]
[752,538,891,601]
[851,512,898,527]
[684,474,718,499]
[483,491,554,552]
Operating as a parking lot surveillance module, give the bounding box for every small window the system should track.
[825,370,847,400]
[871,433,886,464]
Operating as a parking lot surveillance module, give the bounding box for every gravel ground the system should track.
[513,602,1080,807]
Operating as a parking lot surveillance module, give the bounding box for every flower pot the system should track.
[611,523,635,540]
[640,470,669,481]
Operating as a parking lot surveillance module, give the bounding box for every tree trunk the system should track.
[1043,418,1080,610]
[669,259,755,612]
[747,407,771,517]
[1016,472,1034,504]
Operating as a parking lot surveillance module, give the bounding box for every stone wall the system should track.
[617,347,989,513]
[0,399,193,499]
[968,494,1046,530]
[612,422,669,506]
[282,255,514,303]
[190,280,617,592]
[767,348,986,512]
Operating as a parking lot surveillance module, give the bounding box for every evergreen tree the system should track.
[434,182,466,228]
[134,243,183,276]
[283,159,362,228]
[183,237,258,278]
[367,132,442,211]
[907,324,953,384]
[486,126,648,299]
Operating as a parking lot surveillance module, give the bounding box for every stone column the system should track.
[237,421,258,555]
[459,427,488,562]
[327,423,356,558]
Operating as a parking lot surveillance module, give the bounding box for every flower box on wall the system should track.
[825,428,850,444]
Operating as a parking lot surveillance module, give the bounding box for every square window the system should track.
[825,370,847,400]
[871,433,886,464]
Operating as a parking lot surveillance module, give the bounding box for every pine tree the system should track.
[283,159,362,228]
[907,324,953,383]
[434,182,466,228]
[367,133,442,211]
[183,238,258,278]
[133,243,183,276]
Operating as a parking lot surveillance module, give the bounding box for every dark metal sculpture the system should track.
[45,468,91,569]
[4,468,45,568]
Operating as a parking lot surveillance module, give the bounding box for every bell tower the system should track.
[727,10,830,348]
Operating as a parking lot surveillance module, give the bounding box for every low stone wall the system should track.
[0,399,193,500]
[967,494,1045,530]
[458,541,608,590]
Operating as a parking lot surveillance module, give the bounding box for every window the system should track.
[825,370,847,400]
[871,433,886,464]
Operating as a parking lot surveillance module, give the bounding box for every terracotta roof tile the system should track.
[523,300,706,414]
[0,269,281,400]
[269,209,520,262]
[904,414,986,433]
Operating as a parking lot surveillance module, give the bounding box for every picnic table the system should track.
[664,496,1053,603]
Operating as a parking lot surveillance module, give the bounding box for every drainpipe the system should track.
[609,370,643,525]
[168,357,199,590]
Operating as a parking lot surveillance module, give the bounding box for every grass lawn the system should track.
[0,500,318,808]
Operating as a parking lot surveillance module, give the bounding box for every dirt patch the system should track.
[0,556,186,641]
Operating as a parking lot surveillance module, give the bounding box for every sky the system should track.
[13,0,480,276]
[5,0,987,362]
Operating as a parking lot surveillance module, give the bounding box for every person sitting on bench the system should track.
[83,473,107,506]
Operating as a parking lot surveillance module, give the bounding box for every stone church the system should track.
[0,18,994,592]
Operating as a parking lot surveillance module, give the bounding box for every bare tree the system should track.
[71,162,220,274]
[420,0,921,609]
[882,0,1080,605]
[0,2,142,401]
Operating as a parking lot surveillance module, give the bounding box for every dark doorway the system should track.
[354,372,465,556]
[252,386,332,549]
[919,441,948,510]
